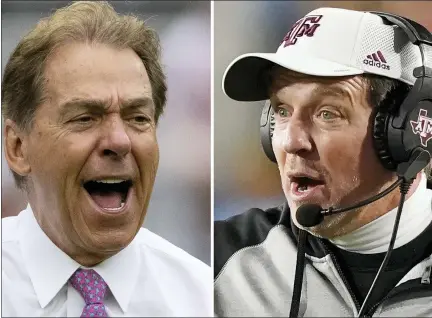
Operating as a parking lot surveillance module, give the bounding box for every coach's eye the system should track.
[132,116,148,123]
[318,110,339,121]
[71,115,95,124]
[77,116,94,123]
[277,108,289,118]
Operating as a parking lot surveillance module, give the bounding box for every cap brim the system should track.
[222,53,365,102]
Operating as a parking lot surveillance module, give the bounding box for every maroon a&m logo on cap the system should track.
[281,15,323,47]
[410,109,432,147]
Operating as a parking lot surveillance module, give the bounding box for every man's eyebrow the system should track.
[311,86,350,100]
[312,85,355,108]
[59,98,108,117]
[121,97,154,110]
[269,85,353,110]
[59,97,154,116]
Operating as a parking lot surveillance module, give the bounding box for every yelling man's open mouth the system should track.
[289,174,326,201]
[83,178,133,212]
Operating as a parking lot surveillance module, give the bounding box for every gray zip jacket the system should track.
[214,203,432,317]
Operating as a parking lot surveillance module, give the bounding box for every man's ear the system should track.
[4,119,31,177]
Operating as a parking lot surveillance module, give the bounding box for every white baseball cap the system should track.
[222,7,423,101]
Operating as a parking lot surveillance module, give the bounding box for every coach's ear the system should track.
[4,119,31,177]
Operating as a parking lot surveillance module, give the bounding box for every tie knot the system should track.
[69,269,108,305]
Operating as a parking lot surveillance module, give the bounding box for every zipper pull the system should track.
[421,265,431,284]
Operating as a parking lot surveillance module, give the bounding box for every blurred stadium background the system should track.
[214,1,432,221]
[1,1,210,265]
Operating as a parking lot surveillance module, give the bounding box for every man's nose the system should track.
[281,119,313,155]
[100,116,132,158]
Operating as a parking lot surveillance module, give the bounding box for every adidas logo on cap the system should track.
[363,50,390,70]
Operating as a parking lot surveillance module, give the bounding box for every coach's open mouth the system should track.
[83,179,132,212]
[292,176,325,192]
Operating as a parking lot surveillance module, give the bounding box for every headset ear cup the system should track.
[373,107,398,170]
[260,101,277,162]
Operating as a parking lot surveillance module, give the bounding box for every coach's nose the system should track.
[99,115,132,158]
[281,118,313,155]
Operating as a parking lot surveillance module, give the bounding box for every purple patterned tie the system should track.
[69,269,109,317]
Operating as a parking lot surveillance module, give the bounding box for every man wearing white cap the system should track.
[214,7,432,317]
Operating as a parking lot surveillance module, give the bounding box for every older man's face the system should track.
[24,43,159,261]
[270,69,397,238]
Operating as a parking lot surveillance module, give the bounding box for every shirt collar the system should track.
[329,173,432,253]
[19,204,140,312]
[94,236,140,313]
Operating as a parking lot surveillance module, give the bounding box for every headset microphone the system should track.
[296,178,402,228]
[296,204,323,227]
[296,149,430,228]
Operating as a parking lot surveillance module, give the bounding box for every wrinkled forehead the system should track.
[42,42,152,102]
[267,65,369,99]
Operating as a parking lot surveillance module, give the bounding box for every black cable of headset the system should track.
[356,178,413,317]
[324,178,403,216]
[289,229,308,318]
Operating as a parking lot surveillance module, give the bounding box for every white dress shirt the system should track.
[2,205,212,317]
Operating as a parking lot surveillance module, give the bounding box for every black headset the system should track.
[260,11,432,173]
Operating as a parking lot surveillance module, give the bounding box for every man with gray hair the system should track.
[2,2,211,317]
